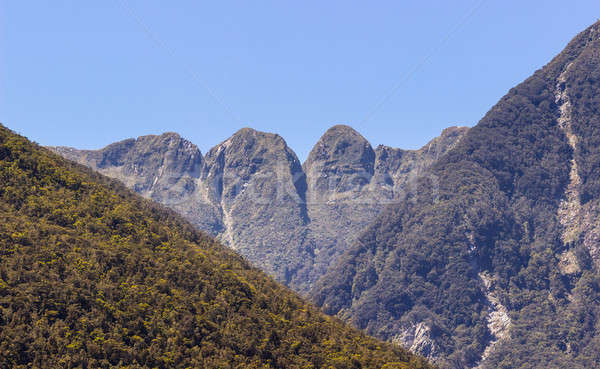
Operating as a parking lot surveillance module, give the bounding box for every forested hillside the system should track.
[0,124,434,368]
[313,21,600,368]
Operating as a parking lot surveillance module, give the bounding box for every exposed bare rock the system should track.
[475,272,511,368]
[374,126,469,197]
[392,322,439,360]
[200,128,310,283]
[555,62,584,245]
[50,125,468,293]
[580,203,600,266]
[303,125,383,290]
[304,125,376,203]
[51,133,224,234]
[558,250,581,275]
[554,55,600,269]
[303,125,469,292]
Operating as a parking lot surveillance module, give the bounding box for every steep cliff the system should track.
[50,126,468,293]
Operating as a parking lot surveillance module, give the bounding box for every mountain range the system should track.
[29,18,600,369]
[0,123,434,368]
[51,125,468,294]
[314,20,600,368]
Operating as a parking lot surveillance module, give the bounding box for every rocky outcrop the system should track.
[302,125,468,291]
[392,322,438,359]
[302,125,381,290]
[200,128,310,282]
[51,133,223,233]
[555,62,583,246]
[304,125,376,204]
[50,125,468,293]
[554,52,600,269]
[475,272,511,368]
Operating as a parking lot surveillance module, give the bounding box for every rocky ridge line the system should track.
[50,125,469,293]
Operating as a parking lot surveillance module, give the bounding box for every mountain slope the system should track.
[313,21,600,369]
[0,124,435,368]
[51,126,468,293]
[304,126,469,288]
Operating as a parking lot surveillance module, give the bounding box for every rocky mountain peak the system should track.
[305,124,375,170]
[209,127,295,162]
[304,125,376,200]
[50,124,468,294]
[313,21,600,369]
[203,128,304,201]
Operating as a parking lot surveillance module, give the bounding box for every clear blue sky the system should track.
[1,1,599,160]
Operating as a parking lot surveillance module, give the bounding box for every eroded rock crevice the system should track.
[474,272,511,368]
[554,62,600,269]
[391,322,438,360]
[555,62,583,247]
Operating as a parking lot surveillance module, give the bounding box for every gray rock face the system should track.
[302,126,469,289]
[50,125,468,293]
[200,128,310,282]
[52,133,223,234]
[303,125,379,288]
[392,322,439,359]
[304,125,376,202]
[375,126,472,194]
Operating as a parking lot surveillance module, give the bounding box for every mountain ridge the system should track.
[313,19,600,369]
[0,122,436,368]
[50,125,469,293]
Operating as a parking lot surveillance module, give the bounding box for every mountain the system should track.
[313,21,600,368]
[303,125,469,291]
[50,125,468,293]
[0,123,435,368]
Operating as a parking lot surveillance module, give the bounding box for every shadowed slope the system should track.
[313,20,600,369]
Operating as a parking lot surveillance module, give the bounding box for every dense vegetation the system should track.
[313,21,600,368]
[0,124,434,368]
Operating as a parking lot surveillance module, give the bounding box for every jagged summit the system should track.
[309,124,372,151]
[224,126,287,142]
[374,125,469,153]
[50,124,468,293]
[305,125,374,166]
[52,131,201,167]
[209,127,294,158]
[439,125,470,137]
[229,126,273,137]
[153,131,182,138]
[317,124,366,138]
[304,125,376,201]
